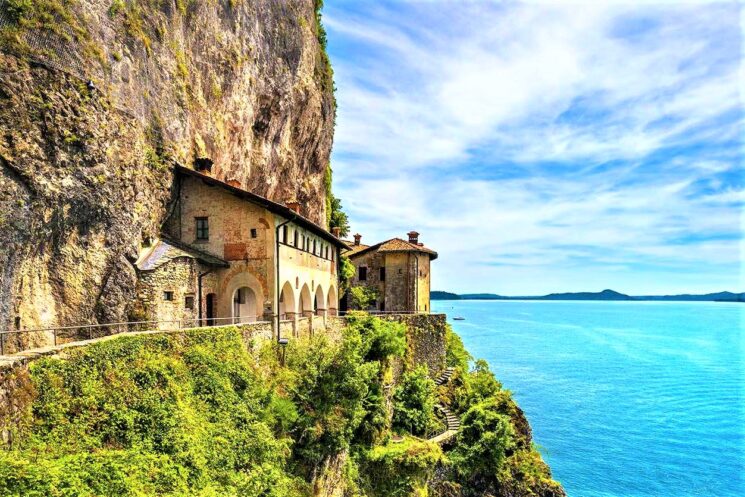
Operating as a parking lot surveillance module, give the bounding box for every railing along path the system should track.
[0,311,432,355]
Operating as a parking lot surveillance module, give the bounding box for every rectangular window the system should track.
[313,240,317,254]
[282,225,288,243]
[294,230,298,247]
[164,291,174,301]
[359,267,367,281]
[325,246,329,259]
[195,217,209,240]
[250,228,258,239]
[184,295,194,309]
[380,267,386,282]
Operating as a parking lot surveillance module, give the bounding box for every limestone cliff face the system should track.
[0,0,335,341]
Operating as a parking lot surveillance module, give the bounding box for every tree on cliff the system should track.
[325,165,350,237]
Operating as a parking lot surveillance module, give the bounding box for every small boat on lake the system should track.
[453,316,465,321]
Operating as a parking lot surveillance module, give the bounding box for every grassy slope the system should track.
[0,317,563,497]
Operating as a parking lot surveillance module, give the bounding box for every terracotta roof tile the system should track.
[346,237,437,260]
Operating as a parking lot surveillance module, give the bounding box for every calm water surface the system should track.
[432,300,744,497]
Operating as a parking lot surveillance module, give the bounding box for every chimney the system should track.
[353,233,362,246]
[226,179,241,188]
[195,157,213,174]
[407,231,420,244]
[331,227,341,238]
[286,201,301,214]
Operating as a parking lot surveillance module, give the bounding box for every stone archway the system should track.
[327,286,338,316]
[220,271,265,323]
[232,286,258,324]
[279,281,296,320]
[314,285,326,316]
[299,283,313,317]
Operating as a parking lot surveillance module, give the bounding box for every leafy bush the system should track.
[339,254,356,293]
[346,312,406,362]
[445,324,471,372]
[2,327,306,496]
[349,286,379,310]
[392,365,437,436]
[360,437,444,497]
[283,333,378,476]
[450,398,515,481]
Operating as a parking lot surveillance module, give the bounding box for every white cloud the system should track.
[326,0,743,294]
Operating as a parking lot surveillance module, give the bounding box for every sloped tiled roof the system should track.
[175,165,346,248]
[342,240,370,256]
[136,237,228,271]
[346,238,438,260]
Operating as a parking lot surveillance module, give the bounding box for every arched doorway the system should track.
[299,284,312,317]
[279,281,296,320]
[327,286,338,316]
[314,285,325,316]
[232,287,258,324]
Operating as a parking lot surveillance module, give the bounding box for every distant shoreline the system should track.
[432,289,745,303]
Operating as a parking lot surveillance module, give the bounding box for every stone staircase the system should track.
[434,366,455,386]
[428,366,460,444]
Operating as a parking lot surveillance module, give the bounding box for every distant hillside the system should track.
[539,289,635,300]
[639,291,745,302]
[432,289,744,302]
[431,291,461,300]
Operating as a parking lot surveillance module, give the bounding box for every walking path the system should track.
[428,367,460,444]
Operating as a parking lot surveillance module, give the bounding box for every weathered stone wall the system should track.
[348,251,433,313]
[381,313,447,377]
[134,256,201,326]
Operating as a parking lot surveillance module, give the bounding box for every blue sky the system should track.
[324,0,743,295]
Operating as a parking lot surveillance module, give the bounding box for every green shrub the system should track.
[445,324,471,373]
[3,327,305,496]
[392,365,437,436]
[450,398,515,484]
[349,286,378,310]
[361,437,444,497]
[346,312,406,363]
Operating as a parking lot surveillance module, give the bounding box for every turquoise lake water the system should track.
[432,300,744,497]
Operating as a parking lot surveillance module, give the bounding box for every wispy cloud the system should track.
[325,0,743,294]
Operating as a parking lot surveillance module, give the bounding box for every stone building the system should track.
[134,165,345,333]
[344,231,437,313]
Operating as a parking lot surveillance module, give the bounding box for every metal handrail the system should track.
[0,316,271,356]
[0,311,432,355]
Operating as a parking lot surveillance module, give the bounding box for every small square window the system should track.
[250,228,258,238]
[195,217,209,241]
[164,291,174,301]
[185,296,195,309]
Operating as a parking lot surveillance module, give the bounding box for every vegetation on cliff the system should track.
[0,316,563,497]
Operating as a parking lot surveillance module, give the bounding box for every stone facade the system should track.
[136,168,345,334]
[383,313,447,377]
[346,232,436,313]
